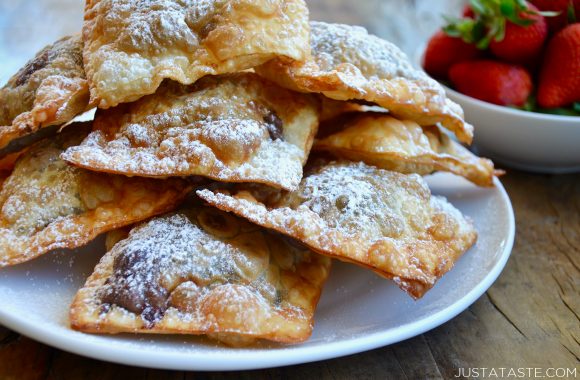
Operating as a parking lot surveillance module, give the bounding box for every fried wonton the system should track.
[256,21,473,144]
[70,206,331,346]
[0,35,90,150]
[315,113,498,187]
[198,161,477,298]
[0,122,192,267]
[62,73,319,191]
[83,0,310,108]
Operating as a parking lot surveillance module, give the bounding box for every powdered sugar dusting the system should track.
[0,34,89,149]
[283,162,430,240]
[197,161,477,298]
[0,128,89,266]
[307,20,457,114]
[1,156,82,237]
[0,34,85,125]
[310,21,421,82]
[307,21,460,120]
[73,207,331,344]
[100,213,251,323]
[62,74,318,191]
[0,124,191,267]
[256,21,473,143]
[83,0,310,107]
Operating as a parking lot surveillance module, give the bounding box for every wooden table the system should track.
[0,171,578,379]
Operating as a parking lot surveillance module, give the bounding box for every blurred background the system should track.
[0,0,463,85]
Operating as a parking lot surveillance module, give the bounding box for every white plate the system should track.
[0,173,514,371]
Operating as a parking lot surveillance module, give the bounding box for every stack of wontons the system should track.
[0,0,501,346]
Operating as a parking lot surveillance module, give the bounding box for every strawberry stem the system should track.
[443,0,555,48]
[567,4,577,23]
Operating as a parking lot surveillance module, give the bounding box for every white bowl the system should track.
[414,46,580,173]
[445,87,580,173]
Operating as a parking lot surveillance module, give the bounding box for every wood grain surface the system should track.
[0,1,578,379]
[0,171,577,380]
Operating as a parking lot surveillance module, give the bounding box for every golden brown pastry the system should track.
[0,150,27,174]
[0,122,192,267]
[62,74,319,191]
[198,161,477,299]
[315,113,499,187]
[318,97,366,122]
[256,21,473,144]
[0,35,90,150]
[70,205,331,346]
[0,172,8,189]
[83,0,310,108]
[104,228,131,252]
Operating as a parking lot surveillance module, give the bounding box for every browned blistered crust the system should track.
[70,206,331,346]
[315,113,500,187]
[198,161,478,299]
[256,21,474,144]
[0,35,90,151]
[0,122,193,267]
[62,74,320,191]
[83,0,311,108]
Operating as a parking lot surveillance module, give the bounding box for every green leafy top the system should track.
[443,0,558,49]
[519,97,580,116]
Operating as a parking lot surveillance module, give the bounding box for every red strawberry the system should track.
[423,31,482,79]
[530,0,575,34]
[463,5,476,18]
[449,60,533,106]
[537,24,580,108]
[490,3,548,64]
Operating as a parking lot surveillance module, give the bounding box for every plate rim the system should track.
[0,177,515,371]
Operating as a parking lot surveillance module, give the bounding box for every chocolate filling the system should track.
[101,248,169,325]
[263,111,284,141]
[199,21,217,39]
[201,211,227,231]
[14,50,50,87]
